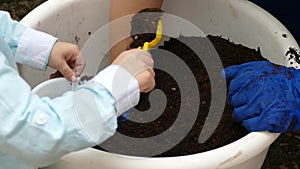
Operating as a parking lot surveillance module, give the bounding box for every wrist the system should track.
[15,27,58,70]
[93,65,140,116]
[45,40,59,71]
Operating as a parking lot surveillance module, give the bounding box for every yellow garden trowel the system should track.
[119,19,163,122]
[138,19,163,50]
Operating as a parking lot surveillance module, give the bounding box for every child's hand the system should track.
[112,49,155,93]
[48,42,86,82]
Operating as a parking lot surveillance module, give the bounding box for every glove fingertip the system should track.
[221,69,227,79]
[222,65,241,80]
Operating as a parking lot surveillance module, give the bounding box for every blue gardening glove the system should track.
[223,61,300,133]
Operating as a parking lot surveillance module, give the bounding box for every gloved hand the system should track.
[48,42,86,82]
[223,61,300,133]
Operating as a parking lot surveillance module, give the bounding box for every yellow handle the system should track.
[141,19,163,50]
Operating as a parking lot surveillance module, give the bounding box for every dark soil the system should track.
[106,35,262,156]
[2,2,300,168]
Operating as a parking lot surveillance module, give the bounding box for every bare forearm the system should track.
[110,0,163,21]
[109,0,163,62]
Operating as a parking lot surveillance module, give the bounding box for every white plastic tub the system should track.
[23,0,300,169]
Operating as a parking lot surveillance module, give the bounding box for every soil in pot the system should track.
[94,8,268,156]
[96,35,266,156]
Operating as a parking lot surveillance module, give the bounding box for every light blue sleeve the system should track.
[0,11,140,168]
[0,11,26,56]
[0,49,118,167]
[0,11,57,70]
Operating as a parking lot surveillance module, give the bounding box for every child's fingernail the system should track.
[71,76,77,82]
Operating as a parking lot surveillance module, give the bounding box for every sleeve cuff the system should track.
[15,27,58,70]
[93,65,140,116]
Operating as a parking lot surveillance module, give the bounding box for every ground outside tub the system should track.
[20,0,300,169]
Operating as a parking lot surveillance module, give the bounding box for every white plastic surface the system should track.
[21,0,300,169]
[32,78,73,99]
[42,132,277,169]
